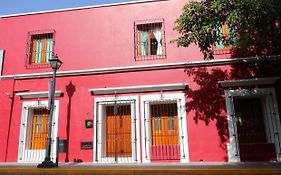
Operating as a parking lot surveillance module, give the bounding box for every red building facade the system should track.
[0,0,281,163]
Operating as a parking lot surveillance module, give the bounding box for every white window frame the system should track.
[93,96,140,163]
[0,49,4,76]
[140,93,189,163]
[225,88,281,162]
[18,100,59,163]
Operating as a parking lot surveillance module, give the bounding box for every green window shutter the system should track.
[215,26,224,49]
[228,25,237,48]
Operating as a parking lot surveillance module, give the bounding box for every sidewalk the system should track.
[0,162,281,174]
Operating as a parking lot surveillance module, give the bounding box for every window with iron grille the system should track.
[150,103,179,147]
[25,108,49,150]
[26,30,55,67]
[214,23,237,54]
[134,19,166,61]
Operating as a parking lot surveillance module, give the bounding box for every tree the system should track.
[174,0,281,60]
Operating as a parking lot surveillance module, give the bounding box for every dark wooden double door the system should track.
[234,98,277,161]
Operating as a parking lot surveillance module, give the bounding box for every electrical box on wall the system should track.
[58,139,67,153]
[85,119,93,128]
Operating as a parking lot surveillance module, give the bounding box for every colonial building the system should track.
[0,0,281,164]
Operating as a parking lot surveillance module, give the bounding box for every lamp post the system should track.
[38,55,62,168]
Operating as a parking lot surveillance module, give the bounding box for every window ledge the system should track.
[26,63,51,69]
[218,77,281,88]
[16,91,63,99]
[89,83,188,95]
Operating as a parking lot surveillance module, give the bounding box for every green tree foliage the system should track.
[174,0,281,60]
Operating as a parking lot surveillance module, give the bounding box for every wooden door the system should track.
[234,98,276,161]
[106,105,132,158]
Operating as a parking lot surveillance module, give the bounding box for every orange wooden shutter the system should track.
[31,39,37,64]
[30,109,48,150]
[106,106,115,157]
[147,31,151,56]
[137,31,141,56]
[222,24,229,49]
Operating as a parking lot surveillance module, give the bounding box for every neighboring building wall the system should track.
[0,79,14,162]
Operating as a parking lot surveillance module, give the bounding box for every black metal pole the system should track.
[37,68,57,168]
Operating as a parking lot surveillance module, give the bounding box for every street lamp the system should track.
[38,55,62,168]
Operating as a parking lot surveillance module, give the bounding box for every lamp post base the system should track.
[37,160,57,168]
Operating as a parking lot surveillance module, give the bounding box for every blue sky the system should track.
[0,0,136,16]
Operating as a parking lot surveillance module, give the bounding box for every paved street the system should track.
[0,162,281,174]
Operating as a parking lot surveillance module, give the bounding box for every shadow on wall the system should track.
[184,58,281,156]
[65,81,76,162]
[185,67,230,151]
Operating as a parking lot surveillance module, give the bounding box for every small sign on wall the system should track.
[80,141,93,150]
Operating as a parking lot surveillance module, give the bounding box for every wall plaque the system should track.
[80,141,93,150]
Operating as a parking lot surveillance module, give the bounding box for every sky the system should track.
[0,0,136,16]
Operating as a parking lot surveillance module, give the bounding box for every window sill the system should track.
[26,63,51,69]
[135,55,166,61]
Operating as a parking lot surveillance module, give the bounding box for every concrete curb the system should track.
[0,168,281,174]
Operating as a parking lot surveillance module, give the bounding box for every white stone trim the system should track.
[225,88,281,162]
[93,96,140,163]
[89,84,188,95]
[140,93,189,163]
[16,91,63,99]
[0,49,4,76]
[1,55,279,80]
[17,100,59,163]
[218,77,281,87]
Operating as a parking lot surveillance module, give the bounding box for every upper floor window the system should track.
[214,23,237,54]
[135,19,166,61]
[26,30,55,68]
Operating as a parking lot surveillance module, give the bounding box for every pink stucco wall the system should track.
[0,0,206,75]
[0,0,234,163]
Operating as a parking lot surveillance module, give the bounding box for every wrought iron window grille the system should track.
[25,29,55,69]
[134,19,166,61]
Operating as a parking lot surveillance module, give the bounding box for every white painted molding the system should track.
[89,83,188,95]
[16,91,63,99]
[18,100,59,162]
[0,55,280,80]
[218,76,281,88]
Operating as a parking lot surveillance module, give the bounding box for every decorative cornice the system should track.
[16,91,63,99]
[1,55,280,80]
[218,77,281,88]
[89,83,188,95]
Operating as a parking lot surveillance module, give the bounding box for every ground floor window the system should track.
[225,88,281,162]
[94,96,139,163]
[27,108,49,150]
[18,101,59,163]
[150,103,180,160]
[141,93,189,163]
